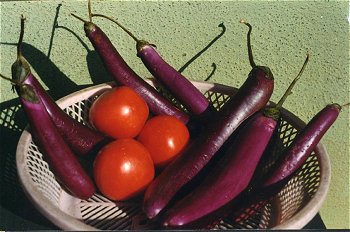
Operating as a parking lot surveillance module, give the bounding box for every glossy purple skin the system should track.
[22,73,108,156]
[84,22,189,124]
[162,112,277,229]
[20,92,95,199]
[137,45,213,116]
[262,103,341,187]
[143,66,274,219]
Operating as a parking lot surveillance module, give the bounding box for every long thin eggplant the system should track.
[161,52,310,229]
[71,12,189,124]
[226,102,342,225]
[1,74,95,199]
[11,15,108,156]
[91,12,217,120]
[261,102,341,188]
[142,21,275,219]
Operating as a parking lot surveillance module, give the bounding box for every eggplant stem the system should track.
[91,13,140,43]
[87,0,139,42]
[341,103,350,108]
[88,0,93,22]
[240,19,256,68]
[275,53,310,109]
[17,15,26,58]
[71,13,88,23]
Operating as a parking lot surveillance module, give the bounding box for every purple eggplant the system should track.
[162,112,277,229]
[161,52,310,229]
[261,103,341,188]
[1,73,95,199]
[142,20,276,220]
[71,12,190,124]
[226,102,342,226]
[11,15,109,156]
[90,13,217,120]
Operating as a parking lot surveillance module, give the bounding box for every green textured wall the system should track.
[0,0,349,229]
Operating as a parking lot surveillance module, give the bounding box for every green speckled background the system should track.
[0,0,349,229]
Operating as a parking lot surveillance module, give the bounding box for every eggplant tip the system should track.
[144,206,161,220]
[162,214,186,229]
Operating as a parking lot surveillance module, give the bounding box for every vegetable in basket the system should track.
[89,86,149,139]
[71,6,190,125]
[142,20,275,220]
[11,15,109,157]
[0,73,95,200]
[137,115,190,169]
[161,49,310,229]
[90,9,217,123]
[227,102,343,225]
[93,138,155,201]
[261,102,342,189]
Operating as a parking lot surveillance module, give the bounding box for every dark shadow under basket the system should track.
[16,80,330,230]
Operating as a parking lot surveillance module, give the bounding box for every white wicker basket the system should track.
[16,79,331,230]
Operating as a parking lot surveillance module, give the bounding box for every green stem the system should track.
[240,19,256,68]
[1,73,38,102]
[71,13,88,23]
[91,13,140,43]
[88,0,93,22]
[275,53,310,109]
[17,15,26,58]
[0,73,21,86]
[341,103,350,108]
[86,0,142,44]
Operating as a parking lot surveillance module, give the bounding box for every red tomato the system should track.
[89,86,149,139]
[137,115,190,168]
[93,139,155,201]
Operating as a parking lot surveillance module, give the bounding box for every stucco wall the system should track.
[0,0,349,229]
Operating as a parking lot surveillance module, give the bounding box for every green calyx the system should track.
[249,65,274,81]
[11,55,31,84]
[84,21,96,34]
[263,106,280,121]
[136,40,154,53]
[18,84,39,103]
[257,66,274,80]
[0,73,38,103]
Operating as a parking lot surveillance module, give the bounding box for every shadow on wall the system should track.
[0,3,225,229]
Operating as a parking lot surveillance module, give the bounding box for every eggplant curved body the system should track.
[137,44,216,119]
[227,103,341,224]
[261,103,341,187]
[143,66,274,219]
[83,22,189,124]
[162,112,277,229]
[20,73,108,156]
[20,87,95,199]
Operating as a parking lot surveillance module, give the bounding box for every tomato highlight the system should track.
[89,86,149,139]
[138,115,190,168]
[93,138,155,201]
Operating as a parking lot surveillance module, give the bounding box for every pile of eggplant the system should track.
[2,1,343,229]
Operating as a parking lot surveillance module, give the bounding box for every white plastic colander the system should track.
[16,79,330,230]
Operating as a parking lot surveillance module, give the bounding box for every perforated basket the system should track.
[16,79,331,230]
